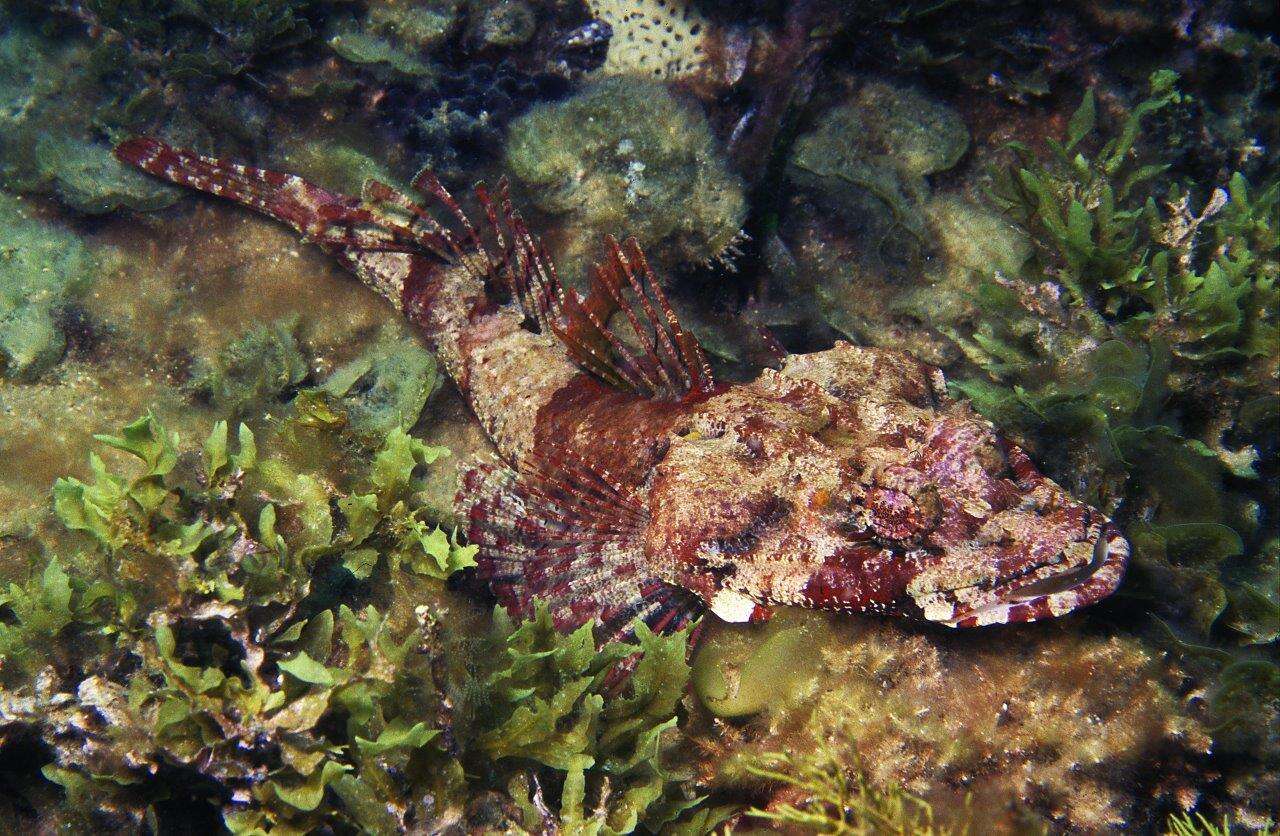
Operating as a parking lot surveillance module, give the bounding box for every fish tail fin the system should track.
[113,138,432,257]
[114,137,476,313]
[459,455,702,645]
[115,138,342,230]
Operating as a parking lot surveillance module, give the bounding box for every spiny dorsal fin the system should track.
[395,174,716,400]
[460,450,701,645]
[361,172,717,400]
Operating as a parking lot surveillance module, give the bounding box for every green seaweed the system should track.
[1167,812,1277,836]
[743,744,965,835]
[988,71,1278,367]
[328,28,436,78]
[1,411,718,832]
[951,75,1277,643]
[463,604,704,834]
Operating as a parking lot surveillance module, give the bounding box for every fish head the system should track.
[646,342,1128,627]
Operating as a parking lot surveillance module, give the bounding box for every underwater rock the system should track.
[30,135,179,215]
[327,0,461,80]
[188,318,308,421]
[476,0,538,48]
[277,140,404,195]
[318,324,440,439]
[365,0,461,50]
[504,76,746,277]
[696,611,1214,831]
[787,80,969,238]
[0,195,96,380]
[0,23,180,214]
[857,81,971,179]
[328,28,436,78]
[777,80,984,367]
[891,193,1036,358]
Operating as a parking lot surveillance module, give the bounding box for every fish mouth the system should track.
[926,525,1130,628]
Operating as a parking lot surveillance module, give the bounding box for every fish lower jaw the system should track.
[936,529,1129,628]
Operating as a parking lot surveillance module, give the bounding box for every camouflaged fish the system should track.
[115,137,1129,642]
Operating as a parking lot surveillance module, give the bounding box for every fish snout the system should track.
[920,521,1130,628]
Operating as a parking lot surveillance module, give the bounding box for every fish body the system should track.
[115,138,1129,641]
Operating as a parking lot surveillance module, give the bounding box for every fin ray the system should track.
[460,457,700,643]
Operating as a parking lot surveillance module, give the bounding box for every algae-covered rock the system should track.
[32,135,179,215]
[504,76,746,277]
[476,0,537,48]
[0,194,96,379]
[328,29,436,77]
[278,141,403,195]
[0,22,180,214]
[788,80,969,240]
[59,0,320,76]
[888,193,1035,355]
[856,82,970,179]
[367,0,461,50]
[328,0,461,78]
[189,318,309,420]
[319,324,439,438]
[697,612,1213,831]
[779,80,978,366]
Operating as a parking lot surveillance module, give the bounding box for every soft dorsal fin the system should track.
[459,451,701,645]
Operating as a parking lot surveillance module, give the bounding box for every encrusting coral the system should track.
[584,0,711,81]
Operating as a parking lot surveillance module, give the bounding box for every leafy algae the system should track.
[1,413,711,832]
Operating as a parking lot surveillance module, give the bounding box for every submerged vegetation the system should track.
[743,746,964,835]
[947,70,1279,800]
[0,412,716,832]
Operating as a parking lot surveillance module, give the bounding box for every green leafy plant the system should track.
[1,412,723,833]
[464,603,706,835]
[1166,811,1277,836]
[1,413,471,830]
[989,71,1278,366]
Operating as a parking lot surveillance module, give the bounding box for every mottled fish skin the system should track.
[115,137,1130,641]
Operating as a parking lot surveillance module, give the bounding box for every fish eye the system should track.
[974,440,1010,476]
